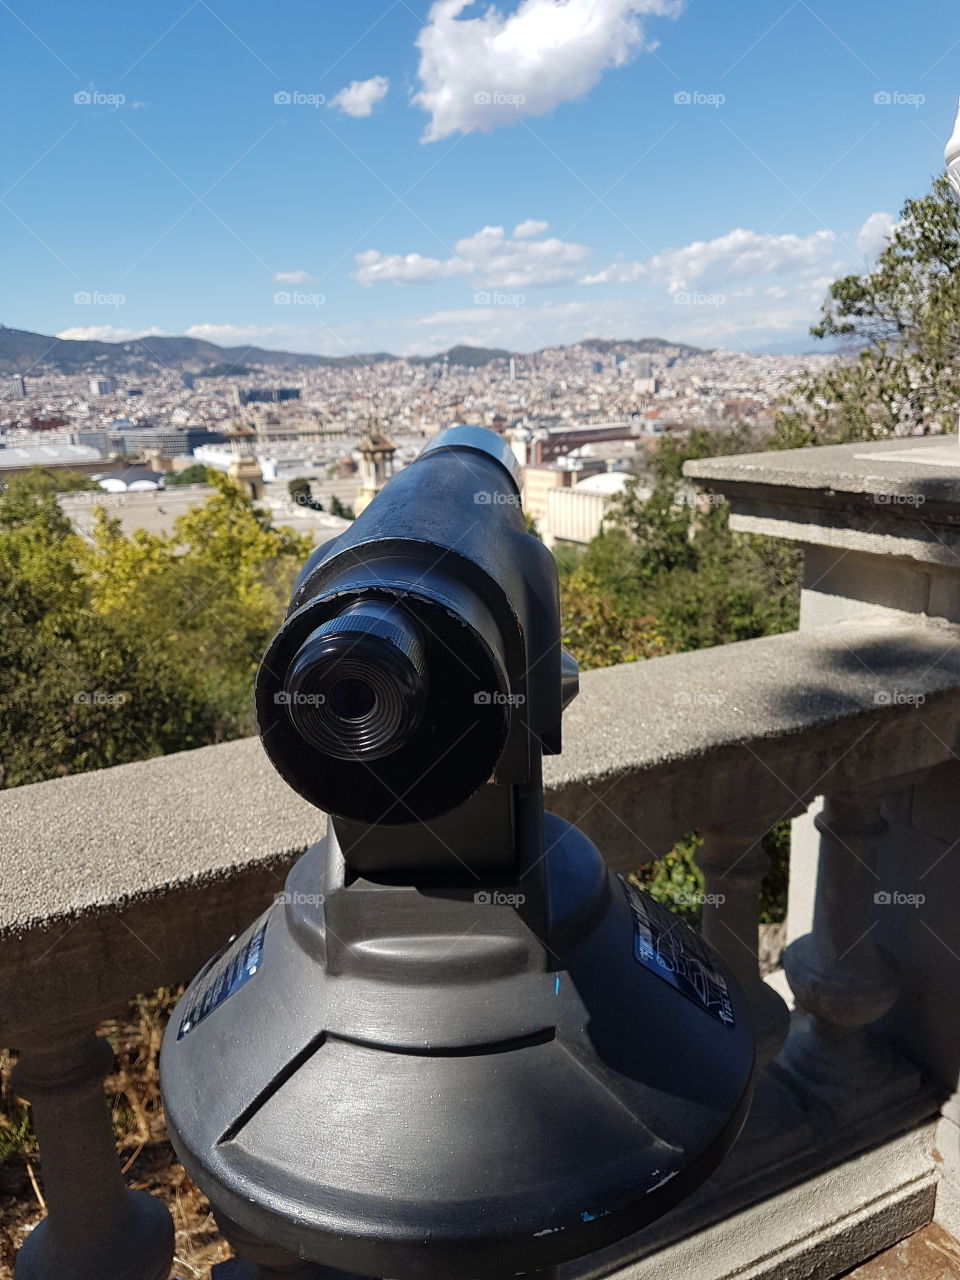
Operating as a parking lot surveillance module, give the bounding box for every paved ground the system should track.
[843,1224,960,1278]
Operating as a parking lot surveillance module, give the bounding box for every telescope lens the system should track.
[329,677,377,720]
[283,601,426,761]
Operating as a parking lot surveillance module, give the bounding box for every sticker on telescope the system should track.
[177,917,268,1039]
[620,879,735,1028]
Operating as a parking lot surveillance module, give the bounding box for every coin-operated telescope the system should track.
[160,426,755,1279]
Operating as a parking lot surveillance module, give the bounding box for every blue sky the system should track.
[2,0,959,356]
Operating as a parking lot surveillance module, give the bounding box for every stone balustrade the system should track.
[4,435,960,1279]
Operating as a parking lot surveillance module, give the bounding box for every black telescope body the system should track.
[160,426,755,1280]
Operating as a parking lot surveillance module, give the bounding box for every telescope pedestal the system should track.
[212,1207,563,1279]
[162,427,752,1280]
[212,1263,560,1280]
[212,1258,376,1279]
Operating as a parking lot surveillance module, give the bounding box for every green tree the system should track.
[0,479,218,788]
[329,495,355,520]
[554,427,799,923]
[5,466,99,496]
[558,428,800,670]
[288,476,323,511]
[165,463,212,486]
[774,174,960,444]
[0,471,310,788]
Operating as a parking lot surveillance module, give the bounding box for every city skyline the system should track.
[3,0,959,356]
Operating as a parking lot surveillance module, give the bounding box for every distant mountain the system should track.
[407,344,512,368]
[0,326,709,377]
[0,325,407,373]
[0,327,397,376]
[580,337,707,358]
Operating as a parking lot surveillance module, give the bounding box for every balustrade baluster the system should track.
[781,789,901,1102]
[12,1026,173,1280]
[697,817,791,1067]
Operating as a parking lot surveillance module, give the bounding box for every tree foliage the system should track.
[556,426,800,921]
[165,463,212,486]
[774,174,960,444]
[558,427,801,672]
[288,476,323,511]
[0,470,310,788]
[329,494,355,520]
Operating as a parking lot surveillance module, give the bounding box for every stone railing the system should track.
[5,435,960,1279]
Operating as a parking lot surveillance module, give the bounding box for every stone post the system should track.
[780,789,901,1103]
[696,818,790,1067]
[12,1027,173,1280]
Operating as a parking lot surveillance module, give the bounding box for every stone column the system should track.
[697,818,791,1067]
[781,790,901,1104]
[13,1027,173,1280]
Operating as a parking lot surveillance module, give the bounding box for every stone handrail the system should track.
[4,615,960,1044]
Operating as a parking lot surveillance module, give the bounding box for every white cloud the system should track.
[645,228,837,293]
[856,211,896,260]
[404,288,826,352]
[185,323,288,345]
[177,275,835,356]
[354,250,466,286]
[329,76,390,118]
[513,218,549,238]
[413,0,681,142]
[274,270,316,284]
[581,229,838,291]
[356,223,590,287]
[55,325,166,342]
[581,259,647,284]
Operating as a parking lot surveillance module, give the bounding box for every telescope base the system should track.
[212,1264,560,1280]
[212,1259,376,1280]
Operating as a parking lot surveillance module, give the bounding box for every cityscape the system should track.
[0,328,834,547]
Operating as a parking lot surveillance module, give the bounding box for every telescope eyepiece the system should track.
[283,600,427,762]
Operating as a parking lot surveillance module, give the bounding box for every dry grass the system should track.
[0,990,232,1280]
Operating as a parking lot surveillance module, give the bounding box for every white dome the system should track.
[573,470,634,495]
